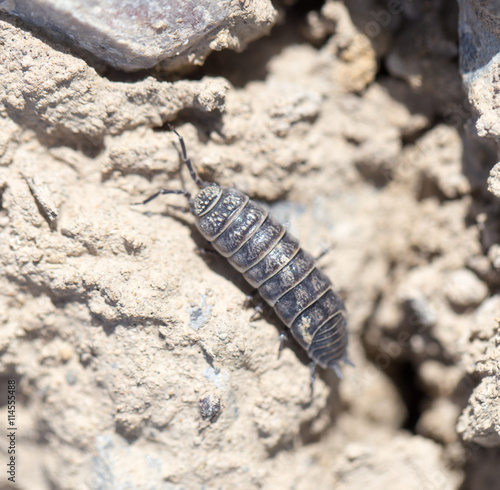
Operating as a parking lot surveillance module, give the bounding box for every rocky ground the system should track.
[0,1,499,489]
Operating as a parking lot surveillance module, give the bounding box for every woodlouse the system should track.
[138,125,351,380]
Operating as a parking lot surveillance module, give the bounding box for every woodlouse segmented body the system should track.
[138,126,350,378]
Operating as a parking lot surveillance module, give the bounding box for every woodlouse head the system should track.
[191,184,222,217]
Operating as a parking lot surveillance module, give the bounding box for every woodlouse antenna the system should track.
[136,188,191,206]
[134,124,210,208]
[168,124,208,189]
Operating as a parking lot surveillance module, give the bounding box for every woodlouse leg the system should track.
[243,291,259,309]
[195,246,219,257]
[314,247,330,262]
[309,362,316,396]
[278,330,288,359]
[244,291,266,321]
[249,304,264,322]
[337,287,348,302]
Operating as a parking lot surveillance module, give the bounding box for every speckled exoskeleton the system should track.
[137,125,351,380]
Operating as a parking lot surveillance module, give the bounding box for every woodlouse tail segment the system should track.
[167,124,210,189]
[331,355,355,379]
[343,356,355,368]
[331,363,343,379]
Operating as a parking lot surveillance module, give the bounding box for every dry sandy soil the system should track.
[0,1,499,489]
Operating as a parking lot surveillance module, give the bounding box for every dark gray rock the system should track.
[1,0,277,72]
[458,0,500,196]
[458,0,500,80]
